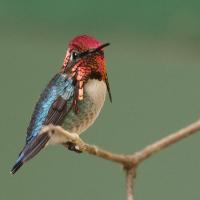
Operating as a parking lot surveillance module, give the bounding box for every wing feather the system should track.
[44,96,68,125]
[26,74,75,143]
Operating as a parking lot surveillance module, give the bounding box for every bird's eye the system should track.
[70,51,78,61]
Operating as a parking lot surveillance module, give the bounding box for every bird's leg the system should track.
[63,141,82,153]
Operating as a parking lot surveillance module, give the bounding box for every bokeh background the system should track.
[1,0,200,199]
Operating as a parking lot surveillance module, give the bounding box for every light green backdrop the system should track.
[1,0,200,199]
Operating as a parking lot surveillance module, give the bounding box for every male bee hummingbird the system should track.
[11,35,112,174]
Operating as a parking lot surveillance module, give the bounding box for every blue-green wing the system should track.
[11,73,76,174]
[26,73,74,144]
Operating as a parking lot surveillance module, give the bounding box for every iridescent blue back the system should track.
[26,73,74,143]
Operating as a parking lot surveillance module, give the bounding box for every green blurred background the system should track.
[1,0,200,199]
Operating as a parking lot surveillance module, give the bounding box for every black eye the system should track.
[70,51,78,61]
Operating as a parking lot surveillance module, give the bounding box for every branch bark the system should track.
[43,119,200,200]
[125,167,136,200]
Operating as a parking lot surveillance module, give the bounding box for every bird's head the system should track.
[61,35,112,102]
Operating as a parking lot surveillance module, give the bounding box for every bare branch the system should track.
[44,119,200,166]
[43,119,200,200]
[43,125,133,168]
[132,119,200,164]
[125,167,136,200]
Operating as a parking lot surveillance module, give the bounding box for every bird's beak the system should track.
[90,43,110,54]
[77,43,110,59]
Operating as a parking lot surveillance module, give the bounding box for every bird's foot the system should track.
[64,141,82,153]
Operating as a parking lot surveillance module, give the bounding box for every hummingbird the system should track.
[10,35,112,175]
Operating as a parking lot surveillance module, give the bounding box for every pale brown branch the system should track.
[125,167,136,200]
[43,119,200,200]
[132,119,200,164]
[44,125,134,168]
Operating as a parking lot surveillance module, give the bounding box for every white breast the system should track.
[85,79,107,109]
[77,79,106,133]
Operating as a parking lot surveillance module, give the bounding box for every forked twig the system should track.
[43,119,200,200]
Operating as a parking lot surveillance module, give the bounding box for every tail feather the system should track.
[10,160,23,175]
[10,132,50,175]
